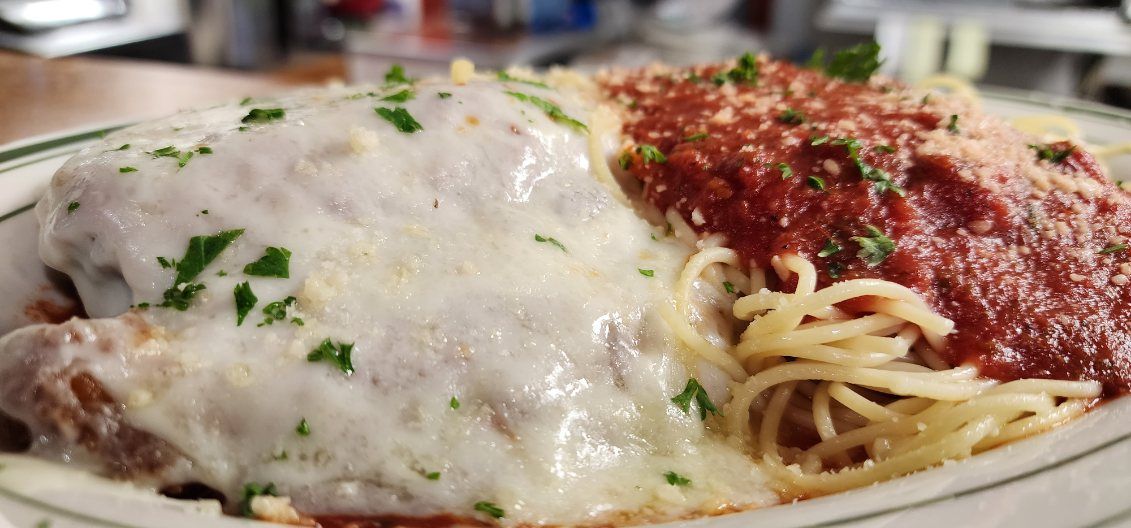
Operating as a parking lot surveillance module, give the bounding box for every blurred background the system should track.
[3,0,1131,140]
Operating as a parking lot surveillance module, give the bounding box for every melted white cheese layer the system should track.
[17,78,777,524]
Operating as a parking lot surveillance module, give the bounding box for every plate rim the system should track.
[1,92,1130,528]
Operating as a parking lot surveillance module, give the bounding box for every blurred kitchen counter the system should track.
[0,51,346,145]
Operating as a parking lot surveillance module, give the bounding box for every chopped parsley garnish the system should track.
[873,144,896,153]
[384,63,413,85]
[684,132,709,142]
[259,296,297,326]
[381,89,415,103]
[618,151,633,170]
[851,225,895,266]
[497,70,550,88]
[241,108,285,124]
[160,282,206,311]
[638,268,655,277]
[158,229,244,310]
[664,471,691,486]
[437,92,453,99]
[115,143,130,151]
[946,114,960,134]
[807,175,827,191]
[671,378,721,420]
[234,281,257,326]
[534,233,567,252]
[830,137,905,196]
[295,418,310,436]
[375,106,424,133]
[637,144,667,164]
[170,229,245,286]
[828,261,845,279]
[810,135,830,146]
[67,201,80,213]
[503,91,588,133]
[239,97,253,106]
[119,166,137,173]
[821,41,883,82]
[723,281,736,294]
[426,471,441,480]
[1099,243,1128,254]
[474,501,505,519]
[776,162,793,179]
[719,52,759,85]
[450,396,460,410]
[778,108,805,125]
[1029,143,1075,164]
[197,146,213,155]
[817,239,842,258]
[239,482,278,517]
[243,247,291,278]
[307,338,355,376]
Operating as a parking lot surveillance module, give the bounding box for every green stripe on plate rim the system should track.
[0,100,1129,527]
[0,125,125,165]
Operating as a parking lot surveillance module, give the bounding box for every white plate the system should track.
[0,94,1129,528]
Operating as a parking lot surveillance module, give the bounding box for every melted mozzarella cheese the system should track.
[4,78,778,525]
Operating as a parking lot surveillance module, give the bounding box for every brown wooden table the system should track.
[0,51,345,145]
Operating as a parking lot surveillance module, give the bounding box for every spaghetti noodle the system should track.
[670,233,1102,496]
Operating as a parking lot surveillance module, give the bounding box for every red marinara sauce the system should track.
[600,56,1131,395]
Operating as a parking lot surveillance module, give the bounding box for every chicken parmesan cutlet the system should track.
[599,46,1131,395]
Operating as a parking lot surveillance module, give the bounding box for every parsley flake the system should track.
[778,108,805,125]
[721,52,759,85]
[671,378,722,420]
[474,501,505,519]
[851,225,895,266]
[873,144,896,153]
[239,97,253,106]
[450,396,460,409]
[375,106,424,133]
[382,89,415,103]
[307,338,355,376]
[946,114,960,134]
[497,70,550,88]
[684,132,709,142]
[426,471,441,480]
[618,151,633,170]
[1099,243,1128,254]
[1029,143,1075,164]
[810,135,830,146]
[534,233,567,252]
[243,247,292,278]
[776,162,793,179]
[241,108,285,124]
[664,471,691,487]
[171,229,245,286]
[638,268,655,277]
[437,92,453,99]
[259,296,297,326]
[67,201,80,213]
[295,418,310,436]
[503,91,587,133]
[239,482,278,517]
[818,239,842,257]
[723,281,736,294]
[115,143,130,151]
[234,281,257,326]
[384,64,414,85]
[637,144,667,164]
[822,41,883,82]
[807,175,827,191]
[119,166,137,173]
